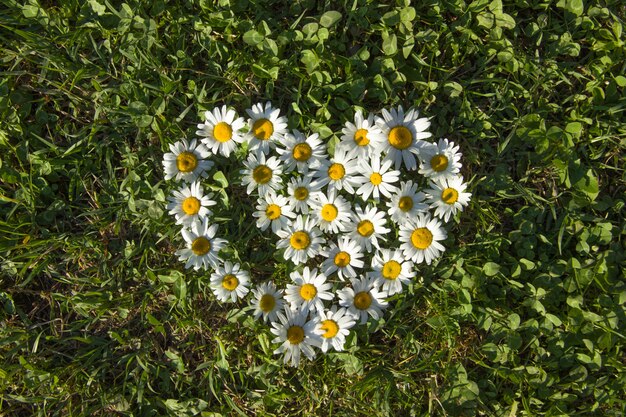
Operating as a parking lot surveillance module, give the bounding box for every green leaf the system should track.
[444,81,463,98]
[382,32,397,55]
[212,171,228,187]
[319,11,342,28]
[483,262,500,276]
[573,168,599,200]
[243,30,264,46]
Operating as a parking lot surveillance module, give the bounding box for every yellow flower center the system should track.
[287,325,305,345]
[328,163,345,180]
[290,231,310,250]
[191,237,211,255]
[259,294,276,312]
[370,172,383,186]
[221,274,239,291]
[292,143,312,162]
[299,283,317,301]
[321,204,338,222]
[388,126,412,150]
[213,122,233,143]
[382,260,402,280]
[176,151,198,173]
[398,196,413,212]
[441,187,459,204]
[320,319,339,339]
[252,118,274,140]
[265,204,282,220]
[357,220,374,237]
[353,291,372,310]
[334,251,351,268]
[294,186,309,201]
[182,196,201,215]
[354,128,370,146]
[252,164,273,184]
[430,154,449,172]
[411,227,433,250]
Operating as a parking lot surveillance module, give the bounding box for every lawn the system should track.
[1,0,625,416]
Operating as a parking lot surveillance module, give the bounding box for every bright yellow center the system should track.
[191,237,210,255]
[221,274,239,291]
[252,118,274,140]
[370,172,383,186]
[328,163,345,180]
[398,196,413,212]
[441,187,459,204]
[287,325,305,345]
[213,122,232,142]
[334,251,351,268]
[299,283,317,300]
[354,128,370,146]
[388,126,412,150]
[252,164,273,184]
[265,204,281,220]
[411,228,433,250]
[176,151,198,173]
[320,319,339,339]
[357,220,374,237]
[382,260,402,280]
[259,294,275,312]
[294,186,309,201]
[321,204,338,222]
[182,197,201,215]
[354,292,372,310]
[430,154,449,172]
[292,143,312,162]
[290,231,310,250]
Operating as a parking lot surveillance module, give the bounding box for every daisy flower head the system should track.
[354,154,401,202]
[338,275,388,325]
[276,129,327,174]
[424,176,472,223]
[339,110,385,159]
[251,281,285,323]
[210,261,250,302]
[285,267,334,314]
[370,249,416,296]
[309,190,353,233]
[347,204,391,253]
[253,190,296,234]
[418,138,462,181]
[176,220,227,271]
[167,181,217,227]
[310,146,360,194]
[162,139,213,183]
[240,151,283,195]
[286,175,323,214]
[399,213,447,265]
[244,102,288,154]
[376,105,431,170]
[276,215,325,265]
[315,307,356,353]
[321,237,365,281]
[270,308,321,367]
[196,105,245,157]
[386,180,428,225]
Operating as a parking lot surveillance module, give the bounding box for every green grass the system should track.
[1,0,625,415]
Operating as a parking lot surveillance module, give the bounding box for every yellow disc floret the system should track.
[353,291,372,310]
[292,143,312,162]
[299,283,317,301]
[382,260,402,280]
[191,237,211,255]
[328,163,346,180]
[213,122,233,142]
[265,204,282,220]
[411,227,433,250]
[354,128,370,146]
[357,220,374,237]
[441,187,459,204]
[252,118,274,140]
[398,196,413,212]
[430,154,449,172]
[287,325,305,344]
[176,151,198,173]
[252,164,273,184]
[334,251,351,268]
[388,126,412,150]
[294,187,309,201]
[370,172,383,185]
[321,204,338,222]
[290,231,311,250]
[320,319,339,338]
[221,274,239,291]
[182,196,201,215]
[259,294,276,312]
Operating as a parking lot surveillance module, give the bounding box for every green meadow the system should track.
[1,0,625,415]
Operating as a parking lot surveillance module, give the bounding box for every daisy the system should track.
[339,110,385,159]
[338,276,388,324]
[354,154,400,202]
[286,175,323,214]
[315,307,356,353]
[210,261,250,302]
[240,151,283,195]
[245,102,288,154]
[162,139,213,183]
[251,281,284,323]
[321,237,365,280]
[196,105,245,157]
[166,181,217,227]
[285,267,334,314]
[399,213,447,265]
[253,190,296,234]
[276,215,325,265]
[424,176,472,223]
[370,249,416,296]
[346,205,390,253]
[176,220,227,271]
[418,138,462,182]
[270,308,320,367]
[310,146,360,194]
[386,181,428,225]
[376,105,431,170]
[276,130,327,173]
[309,191,353,233]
